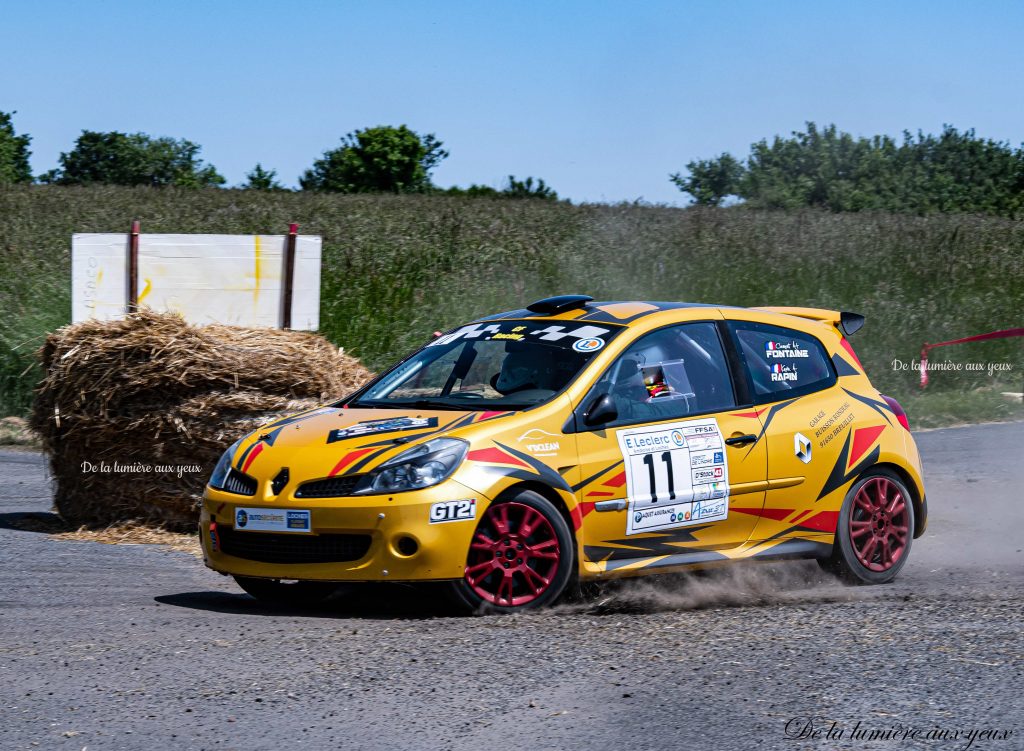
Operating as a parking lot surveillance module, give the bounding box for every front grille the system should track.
[295,475,363,498]
[217,527,372,564]
[223,469,257,496]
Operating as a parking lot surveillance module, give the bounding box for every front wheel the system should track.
[821,469,914,584]
[446,490,575,614]
[233,576,343,605]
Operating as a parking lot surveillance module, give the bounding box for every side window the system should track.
[730,322,835,401]
[589,322,736,428]
[389,344,463,397]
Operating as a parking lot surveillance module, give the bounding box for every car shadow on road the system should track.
[0,511,69,533]
[155,583,457,620]
[156,562,860,620]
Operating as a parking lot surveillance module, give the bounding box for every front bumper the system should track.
[201,480,489,582]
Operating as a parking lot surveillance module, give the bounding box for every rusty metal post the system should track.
[127,220,140,313]
[281,223,298,329]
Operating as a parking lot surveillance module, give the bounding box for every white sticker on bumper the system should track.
[234,507,311,532]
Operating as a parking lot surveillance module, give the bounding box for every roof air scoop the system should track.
[526,295,594,315]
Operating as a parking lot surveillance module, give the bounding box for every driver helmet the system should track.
[495,349,545,394]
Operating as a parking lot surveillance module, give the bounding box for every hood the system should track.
[230,406,514,482]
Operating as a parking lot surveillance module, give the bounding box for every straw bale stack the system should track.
[30,310,372,530]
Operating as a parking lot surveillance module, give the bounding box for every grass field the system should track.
[2,185,1022,424]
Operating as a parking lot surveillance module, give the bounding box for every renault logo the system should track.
[794,432,812,464]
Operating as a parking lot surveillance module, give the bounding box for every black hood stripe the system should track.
[493,441,573,493]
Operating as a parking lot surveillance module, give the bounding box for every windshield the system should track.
[353,320,622,410]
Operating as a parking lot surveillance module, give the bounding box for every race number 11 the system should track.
[641,451,678,502]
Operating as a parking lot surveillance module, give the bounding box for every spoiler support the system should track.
[754,306,865,336]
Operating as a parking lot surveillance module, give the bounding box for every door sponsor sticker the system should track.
[429,499,477,523]
[234,507,311,532]
[616,417,730,535]
[690,450,724,468]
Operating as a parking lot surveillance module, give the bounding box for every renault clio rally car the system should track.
[201,296,927,612]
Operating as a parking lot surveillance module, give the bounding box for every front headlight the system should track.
[208,438,244,490]
[355,437,468,494]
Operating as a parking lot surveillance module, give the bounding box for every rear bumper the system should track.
[915,492,928,538]
[902,431,927,539]
[200,480,487,582]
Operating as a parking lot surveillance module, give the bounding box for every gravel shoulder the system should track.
[1,423,1021,751]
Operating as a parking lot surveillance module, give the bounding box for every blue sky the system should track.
[2,1,1022,204]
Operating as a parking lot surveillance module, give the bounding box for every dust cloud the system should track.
[555,560,867,616]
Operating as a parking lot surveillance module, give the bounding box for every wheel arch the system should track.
[869,461,925,539]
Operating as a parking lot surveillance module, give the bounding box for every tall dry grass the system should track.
[2,185,1022,416]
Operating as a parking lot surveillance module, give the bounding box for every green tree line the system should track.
[0,112,557,199]
[0,112,32,184]
[672,122,1024,217]
[7,112,1023,214]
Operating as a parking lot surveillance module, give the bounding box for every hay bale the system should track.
[30,310,373,531]
[0,416,40,448]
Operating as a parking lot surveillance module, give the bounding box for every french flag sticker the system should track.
[765,341,777,351]
[772,363,784,373]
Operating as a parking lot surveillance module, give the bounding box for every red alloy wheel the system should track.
[464,502,561,607]
[848,476,910,572]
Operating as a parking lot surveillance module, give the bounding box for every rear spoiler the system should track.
[754,307,866,337]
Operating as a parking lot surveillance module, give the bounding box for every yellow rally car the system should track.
[201,296,927,612]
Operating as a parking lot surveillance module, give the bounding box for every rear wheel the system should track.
[821,469,914,584]
[447,490,574,614]
[233,576,343,605]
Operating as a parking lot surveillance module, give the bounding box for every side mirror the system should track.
[584,393,618,427]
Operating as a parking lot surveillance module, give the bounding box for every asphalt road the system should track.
[1,423,1022,751]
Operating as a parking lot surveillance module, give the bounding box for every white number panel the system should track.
[617,418,730,535]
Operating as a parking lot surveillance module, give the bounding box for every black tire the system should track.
[821,468,914,585]
[446,490,575,614]
[233,576,344,605]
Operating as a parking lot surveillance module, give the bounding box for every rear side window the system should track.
[729,322,835,401]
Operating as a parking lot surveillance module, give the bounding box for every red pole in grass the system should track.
[281,223,298,329]
[126,219,140,314]
[919,328,1024,389]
